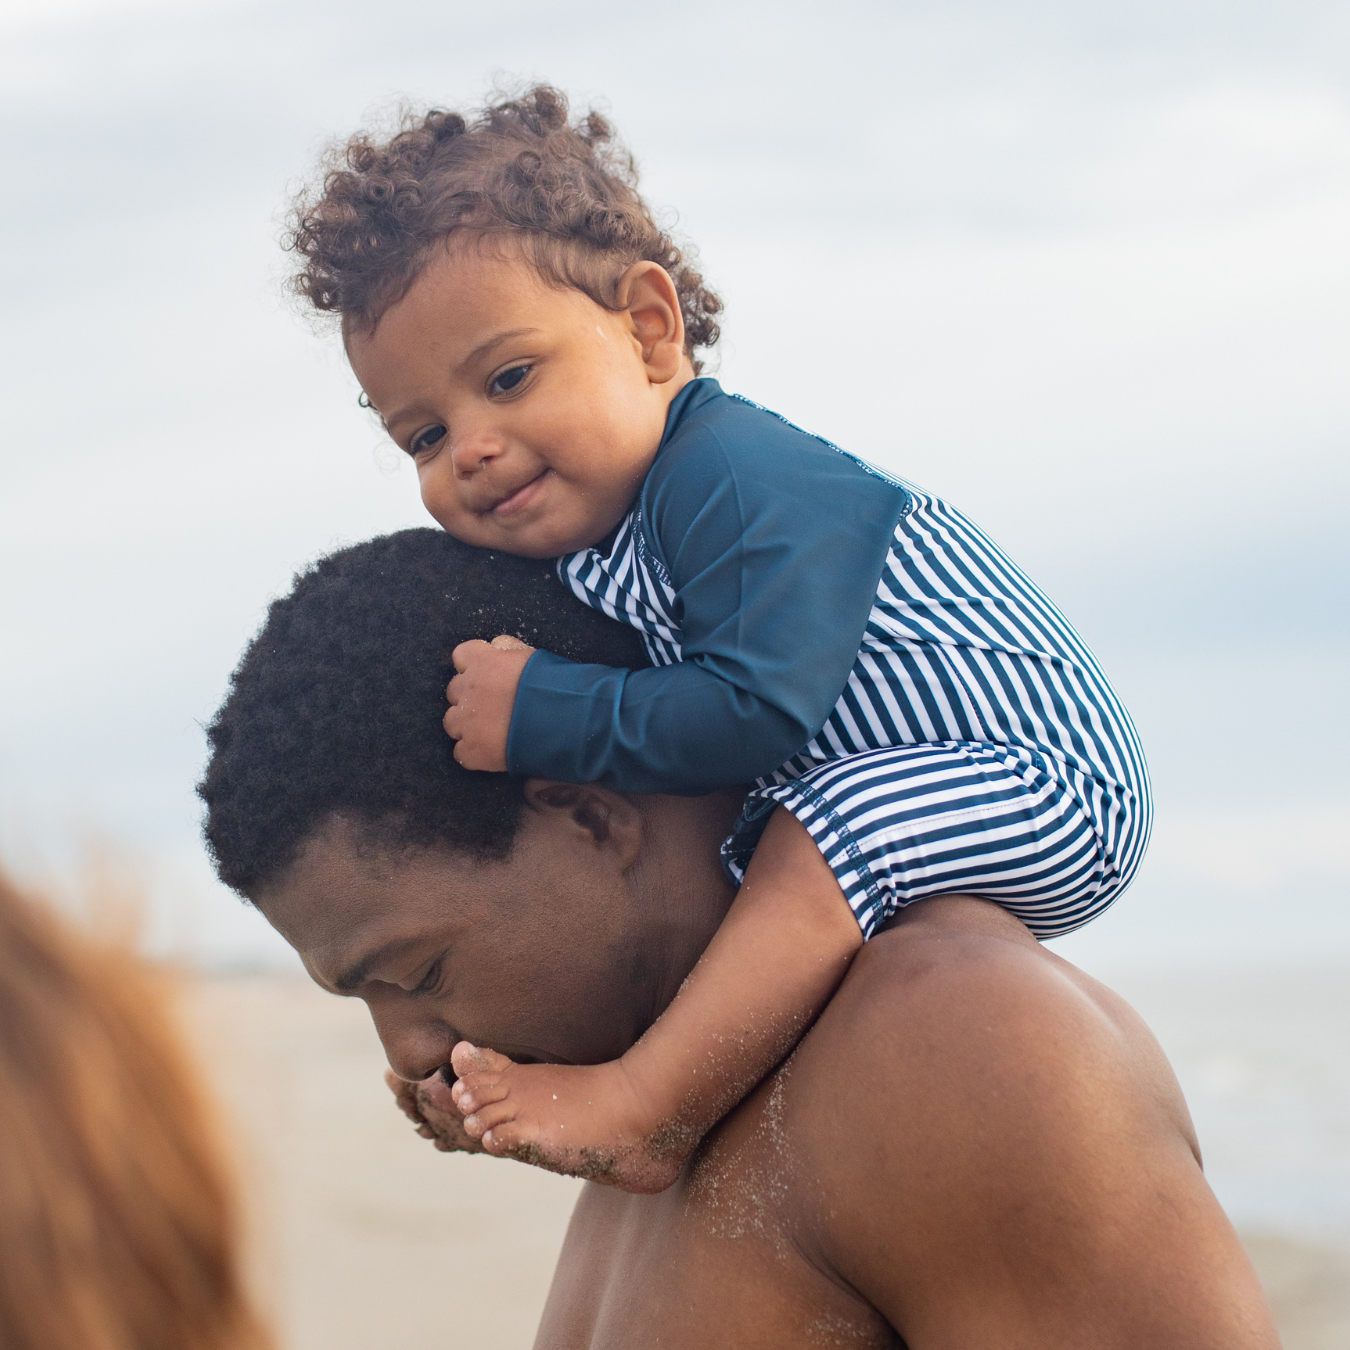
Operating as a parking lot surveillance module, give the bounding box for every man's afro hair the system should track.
[198,529,649,899]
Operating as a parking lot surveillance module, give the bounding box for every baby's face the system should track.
[347,240,687,558]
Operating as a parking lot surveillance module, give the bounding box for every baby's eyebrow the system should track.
[462,326,540,370]
[378,326,543,433]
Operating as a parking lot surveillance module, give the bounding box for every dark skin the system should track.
[257,784,1279,1349]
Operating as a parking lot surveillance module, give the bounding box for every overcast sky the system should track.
[0,0,1346,969]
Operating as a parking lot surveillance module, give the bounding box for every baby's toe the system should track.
[480,1119,535,1157]
[451,1040,513,1078]
[451,1069,498,1100]
[462,1097,518,1139]
[454,1077,510,1115]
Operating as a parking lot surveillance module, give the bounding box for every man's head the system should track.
[199,530,739,1079]
[199,528,648,898]
[288,86,722,558]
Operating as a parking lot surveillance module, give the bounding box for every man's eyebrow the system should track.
[332,940,403,994]
[333,959,372,994]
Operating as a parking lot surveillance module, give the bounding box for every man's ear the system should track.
[522,780,643,869]
[614,262,686,384]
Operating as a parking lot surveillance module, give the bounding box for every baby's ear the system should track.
[616,262,685,384]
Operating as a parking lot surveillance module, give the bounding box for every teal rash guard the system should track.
[506,379,908,794]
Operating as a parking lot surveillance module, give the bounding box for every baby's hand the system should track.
[444,634,535,772]
[385,1069,485,1153]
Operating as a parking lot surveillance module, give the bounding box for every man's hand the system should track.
[385,1069,486,1154]
[444,634,535,771]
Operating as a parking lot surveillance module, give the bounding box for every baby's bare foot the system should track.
[449,1042,691,1193]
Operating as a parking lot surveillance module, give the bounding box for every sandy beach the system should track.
[184,973,1350,1350]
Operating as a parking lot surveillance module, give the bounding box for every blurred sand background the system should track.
[184,970,1350,1350]
[185,974,582,1350]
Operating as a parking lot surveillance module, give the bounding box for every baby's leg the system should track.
[451,807,862,1192]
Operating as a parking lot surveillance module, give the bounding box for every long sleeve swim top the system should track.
[505,379,908,794]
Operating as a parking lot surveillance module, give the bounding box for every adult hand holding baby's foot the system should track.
[385,1068,485,1154]
[443,634,535,771]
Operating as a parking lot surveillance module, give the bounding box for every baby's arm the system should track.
[450,806,862,1192]
[507,422,907,794]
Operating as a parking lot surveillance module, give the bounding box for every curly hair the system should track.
[198,530,650,899]
[286,85,722,369]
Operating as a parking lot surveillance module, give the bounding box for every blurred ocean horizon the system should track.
[1101,965,1350,1255]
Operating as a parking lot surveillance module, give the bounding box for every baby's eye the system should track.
[411,425,447,456]
[490,364,530,396]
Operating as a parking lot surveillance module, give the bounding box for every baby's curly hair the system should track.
[286,85,722,369]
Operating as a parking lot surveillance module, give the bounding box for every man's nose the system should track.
[448,427,505,479]
[365,1001,458,1082]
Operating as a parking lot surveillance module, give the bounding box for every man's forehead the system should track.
[266,880,433,996]
[257,827,440,973]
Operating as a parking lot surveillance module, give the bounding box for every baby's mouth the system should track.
[489,469,549,519]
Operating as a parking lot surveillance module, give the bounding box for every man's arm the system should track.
[790,897,1279,1349]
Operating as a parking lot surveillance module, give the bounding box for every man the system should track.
[200,529,1278,1348]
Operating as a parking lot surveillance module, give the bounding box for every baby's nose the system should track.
[450,431,505,477]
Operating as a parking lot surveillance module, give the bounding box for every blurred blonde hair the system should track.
[0,865,274,1350]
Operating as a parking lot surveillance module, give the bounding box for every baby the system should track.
[290,86,1151,1193]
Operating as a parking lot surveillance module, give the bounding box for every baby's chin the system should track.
[436,512,618,560]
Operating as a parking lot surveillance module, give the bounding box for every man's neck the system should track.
[628,790,743,1030]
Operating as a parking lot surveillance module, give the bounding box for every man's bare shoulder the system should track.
[775,897,1277,1350]
[791,897,1195,1152]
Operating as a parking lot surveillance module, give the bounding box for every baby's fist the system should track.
[444,634,535,772]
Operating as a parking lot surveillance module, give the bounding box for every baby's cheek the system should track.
[425,497,487,546]
[546,480,630,554]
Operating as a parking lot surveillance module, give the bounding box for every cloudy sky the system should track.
[0,0,1345,969]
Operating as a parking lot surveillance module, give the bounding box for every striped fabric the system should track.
[559,507,685,667]
[559,481,1150,941]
